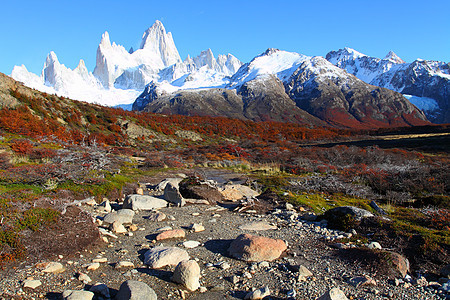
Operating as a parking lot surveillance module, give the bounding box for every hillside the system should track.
[0,72,448,299]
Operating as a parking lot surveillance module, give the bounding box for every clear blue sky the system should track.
[1,0,449,75]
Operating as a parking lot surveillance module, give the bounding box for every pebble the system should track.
[23,279,42,289]
[182,240,201,248]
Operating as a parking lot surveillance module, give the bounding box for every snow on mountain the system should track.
[383,51,405,64]
[10,20,242,106]
[326,48,450,123]
[228,48,309,88]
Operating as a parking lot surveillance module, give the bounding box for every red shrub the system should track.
[10,140,33,155]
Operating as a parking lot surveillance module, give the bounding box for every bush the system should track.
[10,140,33,155]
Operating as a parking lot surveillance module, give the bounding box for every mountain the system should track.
[326,47,450,123]
[135,49,428,129]
[10,21,242,106]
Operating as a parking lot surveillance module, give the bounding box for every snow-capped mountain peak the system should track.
[139,20,181,66]
[383,51,405,64]
[99,31,111,48]
[229,49,308,88]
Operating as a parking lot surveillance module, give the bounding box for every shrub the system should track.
[10,140,33,155]
[16,208,60,231]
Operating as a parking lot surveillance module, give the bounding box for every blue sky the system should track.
[1,0,449,75]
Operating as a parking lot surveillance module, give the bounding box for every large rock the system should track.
[228,234,287,262]
[144,246,189,269]
[62,290,94,300]
[123,195,168,211]
[163,183,185,206]
[179,182,224,204]
[386,251,410,278]
[157,178,183,192]
[103,209,135,225]
[317,288,349,300]
[325,206,374,221]
[115,280,157,300]
[218,184,260,201]
[172,260,201,291]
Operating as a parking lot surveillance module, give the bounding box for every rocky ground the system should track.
[0,170,449,300]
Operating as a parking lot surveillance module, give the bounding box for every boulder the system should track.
[103,209,135,225]
[317,287,349,300]
[155,229,186,241]
[228,234,287,262]
[89,283,110,298]
[179,182,223,203]
[218,184,260,201]
[164,183,185,206]
[144,246,189,269]
[157,178,183,192]
[386,251,410,277]
[172,260,201,291]
[325,206,374,221]
[62,290,94,300]
[123,195,167,211]
[115,280,157,300]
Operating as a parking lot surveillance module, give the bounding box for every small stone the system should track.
[37,261,65,274]
[111,221,127,234]
[98,199,111,212]
[23,279,42,289]
[367,242,382,250]
[115,261,135,269]
[230,275,239,284]
[245,286,270,299]
[156,229,186,241]
[348,275,376,288]
[258,261,270,268]
[128,224,138,231]
[92,257,108,263]
[156,226,172,232]
[317,287,349,300]
[147,212,167,222]
[182,241,201,248]
[78,273,92,284]
[190,223,205,232]
[239,221,277,231]
[215,261,231,270]
[136,188,144,195]
[298,265,313,281]
[85,262,100,271]
[199,286,207,293]
[172,260,201,291]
